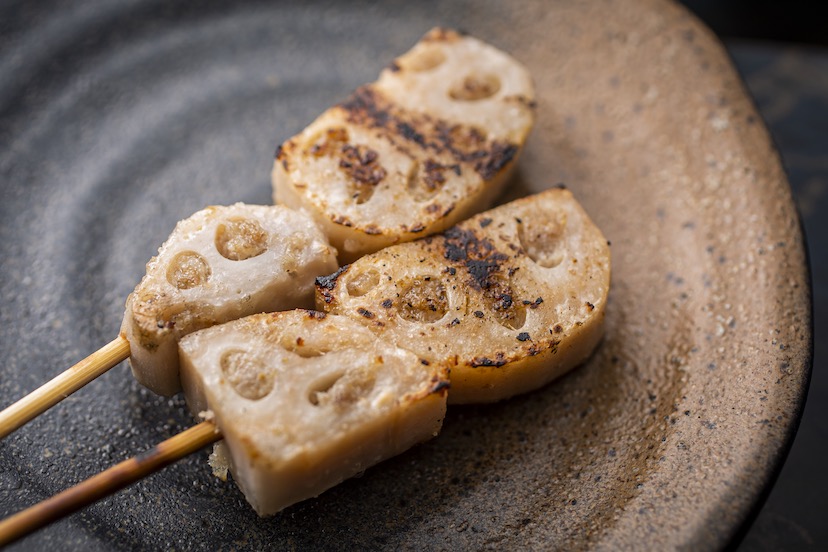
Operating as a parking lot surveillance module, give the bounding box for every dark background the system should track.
[682,1,827,46]
[681,1,826,549]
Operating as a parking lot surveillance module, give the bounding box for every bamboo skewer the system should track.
[0,336,130,439]
[0,420,221,547]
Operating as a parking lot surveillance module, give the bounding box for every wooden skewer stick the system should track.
[0,420,221,547]
[0,336,131,439]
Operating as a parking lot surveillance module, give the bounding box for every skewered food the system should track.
[316,188,610,403]
[179,309,449,516]
[2,26,535,434]
[121,204,338,396]
[273,27,536,263]
[0,26,612,542]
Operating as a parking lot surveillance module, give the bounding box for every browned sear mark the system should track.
[304,126,386,204]
[305,310,327,320]
[339,87,518,181]
[316,266,350,304]
[441,226,509,291]
[469,352,507,367]
[422,160,461,192]
[398,278,448,323]
[309,127,349,157]
[340,144,386,187]
[332,215,354,227]
[522,297,544,309]
[357,307,375,319]
[439,226,528,328]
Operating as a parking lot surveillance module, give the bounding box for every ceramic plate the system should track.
[0,0,811,549]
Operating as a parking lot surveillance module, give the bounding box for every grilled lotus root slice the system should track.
[120,204,338,397]
[317,188,610,404]
[273,27,535,264]
[179,310,449,516]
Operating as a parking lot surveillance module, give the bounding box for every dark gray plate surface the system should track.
[0,1,812,550]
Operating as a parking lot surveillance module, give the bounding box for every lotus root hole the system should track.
[480,275,528,330]
[308,127,349,157]
[398,277,449,323]
[406,162,432,202]
[501,304,527,330]
[346,269,380,297]
[220,350,274,400]
[407,159,450,202]
[281,336,330,358]
[449,74,501,101]
[215,217,268,261]
[309,368,376,408]
[167,251,211,290]
[353,187,374,205]
[339,144,385,205]
[403,45,446,72]
[518,215,567,268]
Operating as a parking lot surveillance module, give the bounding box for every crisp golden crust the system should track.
[316,188,610,403]
[273,27,535,263]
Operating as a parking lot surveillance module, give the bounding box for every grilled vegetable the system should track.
[273,27,535,263]
[316,188,610,403]
[121,204,337,396]
[179,310,449,516]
